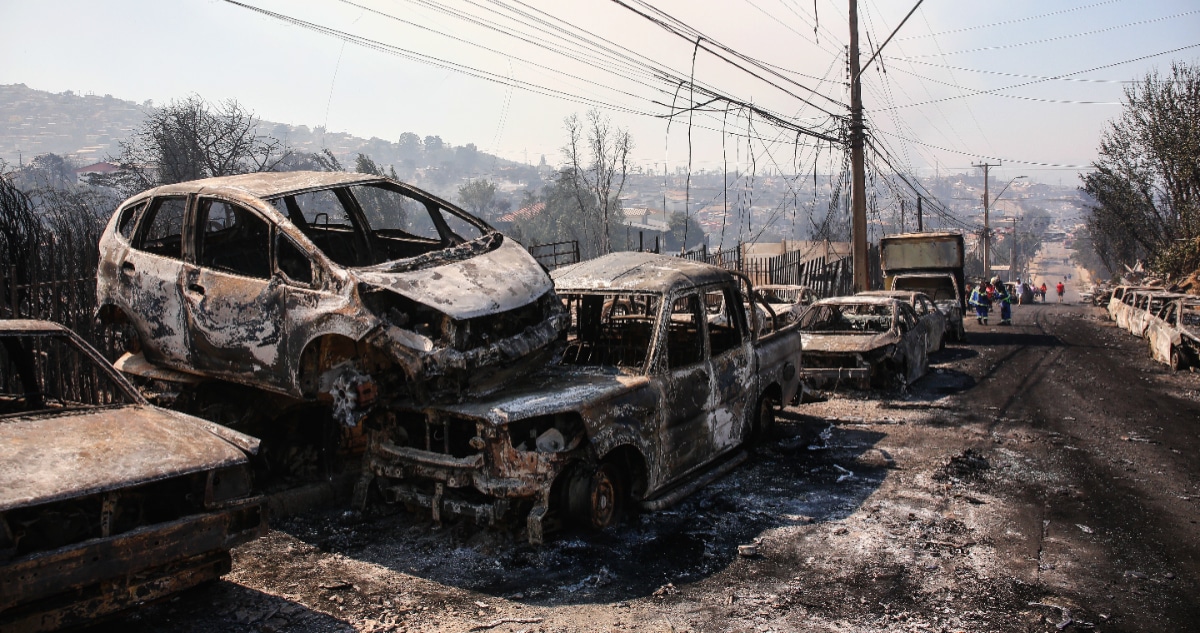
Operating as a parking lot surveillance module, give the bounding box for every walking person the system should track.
[1056,280,1065,303]
[970,281,993,325]
[995,277,1014,325]
[1040,282,1048,303]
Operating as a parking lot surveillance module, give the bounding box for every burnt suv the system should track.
[96,172,567,424]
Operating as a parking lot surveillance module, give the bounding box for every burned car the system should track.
[856,290,947,354]
[0,320,265,631]
[96,172,567,422]
[798,296,929,390]
[360,253,803,544]
[1147,296,1200,370]
[754,284,817,327]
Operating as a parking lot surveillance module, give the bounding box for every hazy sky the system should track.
[3,0,1198,185]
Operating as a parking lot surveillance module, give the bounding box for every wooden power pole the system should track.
[849,0,868,292]
[974,162,1000,276]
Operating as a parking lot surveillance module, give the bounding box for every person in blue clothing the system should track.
[994,276,1014,325]
[969,280,993,325]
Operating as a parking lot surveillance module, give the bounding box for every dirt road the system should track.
[97,244,1199,633]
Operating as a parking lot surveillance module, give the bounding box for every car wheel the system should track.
[1170,346,1184,372]
[567,461,626,530]
[753,392,779,442]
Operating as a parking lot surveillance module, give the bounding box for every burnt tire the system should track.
[753,391,779,442]
[1170,346,1185,372]
[567,461,626,530]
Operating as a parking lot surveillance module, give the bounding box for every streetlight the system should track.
[984,175,1025,276]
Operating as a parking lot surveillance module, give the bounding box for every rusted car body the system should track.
[754,284,817,327]
[1147,297,1200,370]
[361,253,803,544]
[96,172,567,423]
[798,296,929,390]
[1107,285,1153,325]
[0,320,265,631]
[1128,292,1184,339]
[856,290,947,354]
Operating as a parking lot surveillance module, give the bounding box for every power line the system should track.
[871,42,1200,112]
[894,0,1126,41]
[893,10,1200,60]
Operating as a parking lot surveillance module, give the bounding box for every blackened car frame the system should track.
[96,172,568,428]
[0,320,265,631]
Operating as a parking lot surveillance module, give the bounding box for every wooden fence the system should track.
[0,243,127,361]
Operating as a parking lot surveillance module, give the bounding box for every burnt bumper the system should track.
[365,435,569,545]
[0,497,266,632]
[801,366,871,389]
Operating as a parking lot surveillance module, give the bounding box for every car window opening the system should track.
[561,293,660,370]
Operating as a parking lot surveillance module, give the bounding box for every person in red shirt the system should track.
[1056,281,1065,303]
[1040,282,1048,302]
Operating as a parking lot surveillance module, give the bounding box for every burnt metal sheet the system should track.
[552,252,734,295]
[355,239,551,320]
[802,331,901,353]
[114,351,203,384]
[0,406,251,511]
[0,320,71,334]
[0,497,264,615]
[430,367,646,426]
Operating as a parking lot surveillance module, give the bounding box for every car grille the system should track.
[393,413,480,458]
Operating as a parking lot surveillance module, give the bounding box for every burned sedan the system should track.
[1147,296,1200,370]
[856,290,947,354]
[96,172,567,421]
[0,320,265,631]
[360,253,803,544]
[798,296,929,390]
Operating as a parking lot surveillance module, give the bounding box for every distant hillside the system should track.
[0,84,540,199]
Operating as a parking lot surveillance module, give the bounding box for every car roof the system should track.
[857,290,923,299]
[758,284,809,291]
[133,171,383,200]
[812,295,901,308]
[552,252,735,294]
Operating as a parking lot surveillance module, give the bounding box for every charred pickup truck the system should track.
[360,253,803,544]
[0,320,265,631]
[95,172,567,426]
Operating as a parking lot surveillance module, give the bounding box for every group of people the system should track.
[968,277,1067,325]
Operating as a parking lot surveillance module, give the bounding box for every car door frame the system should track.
[700,280,754,456]
[122,193,195,369]
[654,288,715,483]
[896,302,928,383]
[179,194,290,385]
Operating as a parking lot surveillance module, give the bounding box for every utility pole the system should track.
[1008,216,1019,279]
[917,197,923,232]
[973,162,1000,276]
[900,199,906,233]
[849,0,868,292]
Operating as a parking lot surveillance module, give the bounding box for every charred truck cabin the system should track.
[361,253,803,544]
[95,172,568,427]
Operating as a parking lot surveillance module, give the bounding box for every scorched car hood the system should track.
[801,331,901,354]
[353,238,552,320]
[0,405,259,511]
[434,367,647,426]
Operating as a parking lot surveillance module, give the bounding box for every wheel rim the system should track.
[589,465,620,528]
